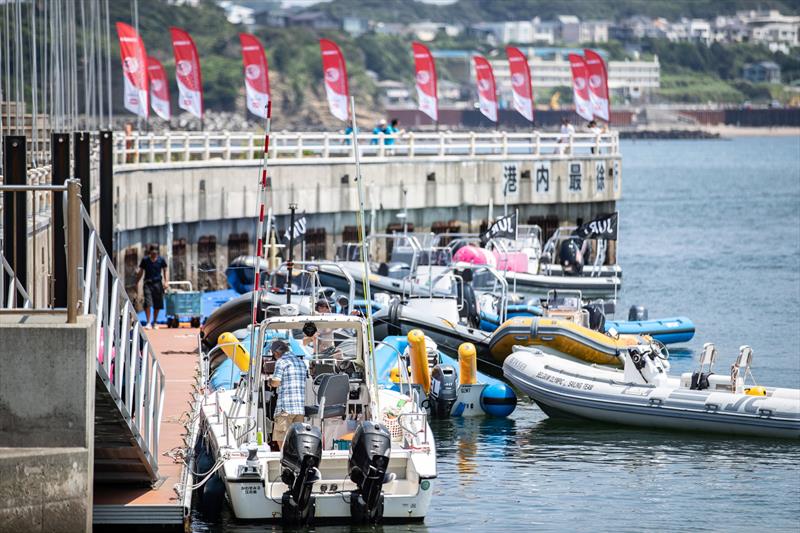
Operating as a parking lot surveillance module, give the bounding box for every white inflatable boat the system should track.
[503,342,800,439]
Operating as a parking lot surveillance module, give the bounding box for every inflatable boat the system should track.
[374,333,516,418]
[504,343,800,439]
[605,316,695,345]
[487,316,647,366]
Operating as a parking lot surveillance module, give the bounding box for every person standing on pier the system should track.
[136,245,169,329]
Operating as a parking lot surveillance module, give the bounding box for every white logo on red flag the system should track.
[170,27,203,119]
[505,46,533,122]
[412,42,438,122]
[239,33,270,119]
[116,22,149,119]
[473,54,498,123]
[319,39,350,122]
[147,56,171,120]
[568,53,593,122]
[583,49,610,122]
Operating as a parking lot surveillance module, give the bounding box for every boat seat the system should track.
[730,345,754,394]
[687,342,718,390]
[305,373,349,419]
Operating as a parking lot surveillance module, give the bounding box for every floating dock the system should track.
[93,328,200,529]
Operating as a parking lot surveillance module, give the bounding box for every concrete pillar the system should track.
[0,313,96,533]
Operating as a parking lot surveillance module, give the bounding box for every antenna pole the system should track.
[350,97,380,412]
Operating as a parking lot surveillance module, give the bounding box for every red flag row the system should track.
[115,25,608,125]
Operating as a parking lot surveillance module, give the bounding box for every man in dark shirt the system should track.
[136,245,168,329]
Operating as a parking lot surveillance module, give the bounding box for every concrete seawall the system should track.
[0,313,96,533]
[114,154,620,290]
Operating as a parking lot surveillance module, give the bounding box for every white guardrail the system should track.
[114,130,619,165]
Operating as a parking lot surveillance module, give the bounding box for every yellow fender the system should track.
[407,329,431,394]
[218,332,251,372]
[458,342,478,385]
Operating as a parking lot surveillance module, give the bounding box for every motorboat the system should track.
[504,342,800,439]
[478,290,695,346]
[374,332,516,418]
[318,233,456,298]
[195,308,437,524]
[447,224,622,295]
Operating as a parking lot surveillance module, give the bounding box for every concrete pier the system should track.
[0,313,96,533]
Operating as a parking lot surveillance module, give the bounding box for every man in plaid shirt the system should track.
[269,340,308,449]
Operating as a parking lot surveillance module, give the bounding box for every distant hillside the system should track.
[316,0,800,24]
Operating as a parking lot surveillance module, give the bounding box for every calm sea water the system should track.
[193,136,800,532]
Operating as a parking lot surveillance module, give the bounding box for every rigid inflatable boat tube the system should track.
[218,331,251,372]
[459,343,478,385]
[408,329,431,394]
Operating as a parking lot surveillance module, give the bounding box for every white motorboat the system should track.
[503,342,800,439]
[196,310,437,524]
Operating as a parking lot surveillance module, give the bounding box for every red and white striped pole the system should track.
[246,100,272,439]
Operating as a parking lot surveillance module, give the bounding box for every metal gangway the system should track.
[0,178,165,484]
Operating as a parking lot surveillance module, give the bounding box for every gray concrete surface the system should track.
[0,313,96,532]
[0,447,91,533]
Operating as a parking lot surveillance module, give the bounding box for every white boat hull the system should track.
[503,350,800,439]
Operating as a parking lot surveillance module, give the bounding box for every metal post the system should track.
[51,133,70,307]
[2,136,27,301]
[74,132,91,213]
[99,131,114,254]
[286,203,297,304]
[66,180,81,323]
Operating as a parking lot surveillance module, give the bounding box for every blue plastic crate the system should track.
[165,290,202,317]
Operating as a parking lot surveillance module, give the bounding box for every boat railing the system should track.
[271,260,356,313]
[79,201,165,479]
[113,130,620,167]
[398,412,429,447]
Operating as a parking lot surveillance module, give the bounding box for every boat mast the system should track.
[349,96,380,413]
[246,101,273,441]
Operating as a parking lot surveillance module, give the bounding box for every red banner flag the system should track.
[239,33,270,119]
[568,53,593,122]
[506,46,533,122]
[583,49,610,122]
[412,42,438,122]
[170,27,203,119]
[147,57,170,121]
[473,55,498,123]
[115,22,149,118]
[319,38,349,121]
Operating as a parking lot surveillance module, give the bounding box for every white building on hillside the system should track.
[489,52,660,101]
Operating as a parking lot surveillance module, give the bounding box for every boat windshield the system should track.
[265,319,363,363]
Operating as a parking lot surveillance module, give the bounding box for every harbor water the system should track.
[193,136,800,532]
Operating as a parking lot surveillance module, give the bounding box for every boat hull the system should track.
[503,350,800,439]
[499,269,621,298]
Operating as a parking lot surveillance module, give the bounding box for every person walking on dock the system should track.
[136,245,169,329]
[269,339,307,450]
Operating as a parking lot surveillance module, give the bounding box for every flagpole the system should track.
[286,203,297,304]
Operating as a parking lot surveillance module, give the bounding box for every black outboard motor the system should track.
[628,305,648,321]
[348,421,392,523]
[560,238,584,276]
[280,423,322,525]
[429,364,458,417]
[583,304,606,332]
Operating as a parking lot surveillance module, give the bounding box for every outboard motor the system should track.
[348,421,392,523]
[583,304,606,332]
[628,305,648,321]
[280,423,322,525]
[429,364,458,417]
[559,238,584,276]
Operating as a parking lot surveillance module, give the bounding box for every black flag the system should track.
[481,212,517,244]
[283,214,307,244]
[574,212,618,240]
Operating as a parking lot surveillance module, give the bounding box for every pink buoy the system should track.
[453,245,496,267]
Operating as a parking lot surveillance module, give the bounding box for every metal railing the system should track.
[0,180,81,321]
[0,178,164,479]
[80,202,165,478]
[114,130,619,166]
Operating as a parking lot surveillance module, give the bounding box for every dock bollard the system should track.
[407,329,431,394]
[458,343,478,385]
